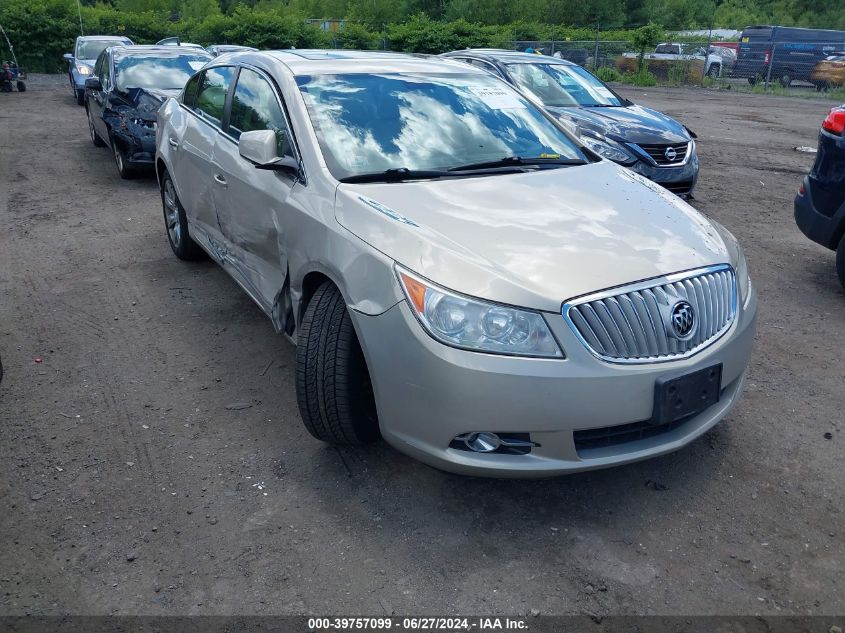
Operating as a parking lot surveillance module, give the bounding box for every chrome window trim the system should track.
[561,264,738,365]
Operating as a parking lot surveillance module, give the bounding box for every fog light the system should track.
[462,432,501,453]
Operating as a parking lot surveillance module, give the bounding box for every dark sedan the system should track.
[795,105,845,289]
[441,49,699,196]
[85,45,212,178]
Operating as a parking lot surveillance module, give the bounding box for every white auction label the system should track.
[468,85,527,109]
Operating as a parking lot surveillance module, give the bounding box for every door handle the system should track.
[214,174,228,187]
[168,138,179,149]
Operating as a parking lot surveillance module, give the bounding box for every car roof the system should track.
[444,49,577,66]
[245,49,485,76]
[111,45,212,60]
[77,35,132,42]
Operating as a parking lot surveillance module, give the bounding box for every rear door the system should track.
[211,66,299,309]
[736,27,773,77]
[171,66,236,242]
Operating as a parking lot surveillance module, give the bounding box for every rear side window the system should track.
[195,66,235,126]
[228,68,293,157]
[183,73,200,108]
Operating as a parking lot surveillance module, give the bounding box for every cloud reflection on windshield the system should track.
[297,73,584,177]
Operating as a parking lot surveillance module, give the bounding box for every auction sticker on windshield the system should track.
[468,86,526,110]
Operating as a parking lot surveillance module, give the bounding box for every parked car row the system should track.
[71,41,761,477]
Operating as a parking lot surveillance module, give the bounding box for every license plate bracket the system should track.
[653,364,722,426]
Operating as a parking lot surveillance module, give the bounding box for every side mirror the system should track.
[85,76,102,91]
[238,129,299,174]
[63,53,73,61]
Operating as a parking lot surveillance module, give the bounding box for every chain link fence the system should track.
[509,37,845,96]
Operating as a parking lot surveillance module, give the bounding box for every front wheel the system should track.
[76,88,84,105]
[837,236,845,292]
[112,138,134,180]
[779,73,792,88]
[296,281,380,446]
[87,107,105,147]
[16,81,25,92]
[161,171,204,261]
[706,64,720,78]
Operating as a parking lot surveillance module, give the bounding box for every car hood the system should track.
[334,162,730,313]
[120,87,182,118]
[547,104,690,145]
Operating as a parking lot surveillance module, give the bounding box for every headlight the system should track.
[396,266,563,358]
[76,64,92,75]
[579,132,636,165]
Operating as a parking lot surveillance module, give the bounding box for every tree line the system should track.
[2,0,843,72]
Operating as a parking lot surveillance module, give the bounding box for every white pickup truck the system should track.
[623,42,725,77]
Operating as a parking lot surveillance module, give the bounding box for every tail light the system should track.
[799,183,805,195]
[822,108,845,135]
[763,50,771,64]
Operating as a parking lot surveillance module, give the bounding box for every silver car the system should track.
[155,50,757,477]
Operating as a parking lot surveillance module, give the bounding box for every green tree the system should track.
[632,21,663,69]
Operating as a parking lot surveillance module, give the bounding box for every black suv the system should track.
[85,45,211,178]
[794,105,845,289]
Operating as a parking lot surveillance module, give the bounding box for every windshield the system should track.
[114,54,210,92]
[77,39,126,61]
[507,63,623,107]
[296,72,586,180]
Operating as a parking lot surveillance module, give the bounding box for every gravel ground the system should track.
[0,74,843,617]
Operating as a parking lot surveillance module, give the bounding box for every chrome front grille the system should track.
[563,265,737,363]
[636,142,690,166]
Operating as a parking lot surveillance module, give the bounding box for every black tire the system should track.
[87,107,106,147]
[747,76,758,86]
[160,170,203,261]
[76,89,84,105]
[706,64,720,78]
[779,73,792,88]
[16,81,25,92]
[111,137,134,180]
[296,281,379,445]
[837,236,845,292]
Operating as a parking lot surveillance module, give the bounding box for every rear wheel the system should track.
[16,81,25,92]
[779,72,793,88]
[837,236,845,292]
[76,88,84,105]
[706,64,720,78]
[161,171,203,261]
[296,281,379,445]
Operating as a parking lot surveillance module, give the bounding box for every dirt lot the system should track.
[0,75,843,617]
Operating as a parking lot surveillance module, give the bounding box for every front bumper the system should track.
[112,127,157,168]
[795,176,845,251]
[353,286,756,478]
[71,68,92,92]
[628,150,699,196]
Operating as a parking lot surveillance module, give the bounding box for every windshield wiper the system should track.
[339,167,451,184]
[447,156,585,172]
[338,165,532,184]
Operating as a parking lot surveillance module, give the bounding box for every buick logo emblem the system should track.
[664,146,678,162]
[670,301,696,340]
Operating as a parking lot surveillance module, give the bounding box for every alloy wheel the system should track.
[163,179,181,248]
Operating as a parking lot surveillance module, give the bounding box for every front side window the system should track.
[114,53,212,93]
[507,63,623,107]
[182,73,200,108]
[195,66,235,125]
[296,72,586,180]
[228,68,292,156]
